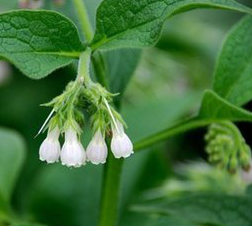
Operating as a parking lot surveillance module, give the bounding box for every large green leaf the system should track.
[132,194,252,226]
[0,128,25,202]
[0,10,83,79]
[91,0,251,50]
[213,15,252,106]
[134,90,252,151]
[44,1,141,98]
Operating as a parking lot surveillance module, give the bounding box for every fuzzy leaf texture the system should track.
[214,15,252,106]
[91,0,252,50]
[132,194,252,226]
[0,10,83,79]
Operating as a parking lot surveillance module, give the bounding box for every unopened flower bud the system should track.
[228,156,238,174]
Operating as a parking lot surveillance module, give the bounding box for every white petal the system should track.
[39,127,61,164]
[61,129,86,168]
[39,138,61,163]
[111,133,133,159]
[65,127,78,143]
[86,130,108,165]
[47,127,60,141]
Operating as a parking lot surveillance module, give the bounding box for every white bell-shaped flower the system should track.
[86,129,108,165]
[111,120,133,158]
[61,127,86,167]
[39,126,61,163]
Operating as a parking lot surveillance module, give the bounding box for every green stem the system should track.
[99,151,124,226]
[77,48,92,84]
[133,118,224,152]
[72,0,93,42]
[97,64,124,226]
[71,3,122,224]
[92,50,123,226]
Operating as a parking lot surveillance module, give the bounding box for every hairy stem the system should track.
[72,3,123,224]
[97,64,124,226]
[72,0,93,42]
[99,151,124,226]
[133,118,225,152]
[77,48,92,84]
[91,49,123,226]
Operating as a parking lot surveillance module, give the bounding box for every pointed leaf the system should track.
[214,15,252,106]
[0,10,84,79]
[92,0,252,50]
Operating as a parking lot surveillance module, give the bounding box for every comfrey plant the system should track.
[2,0,252,226]
[39,49,133,167]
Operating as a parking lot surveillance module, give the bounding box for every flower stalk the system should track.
[38,2,133,225]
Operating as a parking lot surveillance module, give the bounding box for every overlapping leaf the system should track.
[0,10,84,79]
[214,15,252,106]
[92,0,252,50]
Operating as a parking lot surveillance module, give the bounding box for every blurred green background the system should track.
[0,0,252,226]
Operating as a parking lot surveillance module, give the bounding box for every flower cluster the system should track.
[205,122,251,173]
[39,119,133,167]
[38,50,133,168]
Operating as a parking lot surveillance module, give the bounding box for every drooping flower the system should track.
[111,120,133,158]
[86,129,108,165]
[61,127,86,167]
[39,126,61,163]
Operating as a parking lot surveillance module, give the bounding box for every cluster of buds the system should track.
[205,122,251,173]
[39,50,133,167]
